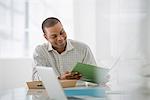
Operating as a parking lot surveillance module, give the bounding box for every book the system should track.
[72,63,109,83]
[64,87,106,97]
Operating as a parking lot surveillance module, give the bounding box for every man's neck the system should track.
[56,48,65,54]
[52,45,67,54]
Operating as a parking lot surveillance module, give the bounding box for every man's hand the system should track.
[58,71,82,80]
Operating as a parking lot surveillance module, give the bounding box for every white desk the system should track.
[0,87,150,100]
[0,87,115,100]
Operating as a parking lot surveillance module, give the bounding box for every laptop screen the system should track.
[36,67,68,100]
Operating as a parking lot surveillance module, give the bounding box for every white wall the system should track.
[73,0,96,58]
[0,58,32,90]
[0,64,1,89]
[95,0,111,65]
[147,0,150,61]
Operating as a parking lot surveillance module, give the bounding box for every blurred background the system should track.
[0,0,150,92]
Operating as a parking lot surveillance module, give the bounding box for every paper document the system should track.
[72,63,109,83]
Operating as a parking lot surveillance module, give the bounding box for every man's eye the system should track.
[60,30,65,35]
[51,36,57,38]
[60,32,63,35]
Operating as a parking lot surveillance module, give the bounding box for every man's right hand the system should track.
[58,71,82,80]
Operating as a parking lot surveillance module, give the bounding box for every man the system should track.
[33,17,96,80]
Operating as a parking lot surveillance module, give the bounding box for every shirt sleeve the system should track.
[33,46,48,66]
[82,45,97,66]
[32,46,48,80]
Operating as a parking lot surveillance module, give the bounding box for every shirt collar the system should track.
[48,42,53,51]
[48,39,74,52]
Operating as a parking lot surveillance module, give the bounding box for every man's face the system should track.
[44,22,67,50]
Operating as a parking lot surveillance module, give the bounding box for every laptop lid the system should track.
[36,67,68,100]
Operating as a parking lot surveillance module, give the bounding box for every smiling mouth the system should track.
[57,41,65,46]
[58,40,64,44]
[58,39,66,44]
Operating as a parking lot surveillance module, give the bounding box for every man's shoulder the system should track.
[69,39,89,49]
[34,42,48,51]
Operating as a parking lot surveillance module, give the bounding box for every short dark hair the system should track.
[42,17,61,33]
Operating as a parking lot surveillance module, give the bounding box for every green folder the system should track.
[72,63,109,83]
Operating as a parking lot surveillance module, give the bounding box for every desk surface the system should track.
[0,87,150,100]
[0,87,118,100]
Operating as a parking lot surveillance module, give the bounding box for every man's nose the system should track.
[57,35,63,41]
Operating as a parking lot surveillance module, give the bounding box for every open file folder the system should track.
[64,87,105,97]
[72,63,109,83]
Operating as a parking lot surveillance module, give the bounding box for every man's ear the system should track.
[44,34,47,39]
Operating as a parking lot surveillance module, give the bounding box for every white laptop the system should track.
[36,67,85,100]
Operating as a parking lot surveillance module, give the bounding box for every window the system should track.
[0,0,73,58]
